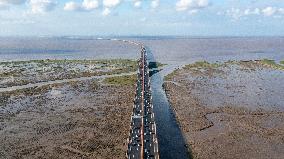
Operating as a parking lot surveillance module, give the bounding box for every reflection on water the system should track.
[187,64,284,111]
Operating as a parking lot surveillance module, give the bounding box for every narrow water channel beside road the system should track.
[147,47,191,159]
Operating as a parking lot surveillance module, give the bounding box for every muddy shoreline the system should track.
[0,72,136,159]
[164,60,284,159]
[0,59,137,88]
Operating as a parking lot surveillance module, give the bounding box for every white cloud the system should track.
[29,0,57,14]
[103,0,121,8]
[82,0,98,10]
[225,8,260,20]
[176,0,209,11]
[262,7,277,16]
[225,7,284,20]
[102,7,110,16]
[225,8,243,20]
[133,0,141,8]
[64,1,81,11]
[101,0,121,16]
[244,8,260,15]
[64,0,98,11]
[151,0,159,9]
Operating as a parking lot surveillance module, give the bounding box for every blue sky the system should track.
[0,0,284,36]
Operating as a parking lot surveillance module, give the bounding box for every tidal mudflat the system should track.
[0,59,137,88]
[1,37,284,159]
[164,59,284,159]
[0,59,137,159]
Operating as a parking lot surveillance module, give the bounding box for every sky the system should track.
[0,0,284,36]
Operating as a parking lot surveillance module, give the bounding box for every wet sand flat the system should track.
[0,76,135,159]
[0,59,137,88]
[164,60,284,159]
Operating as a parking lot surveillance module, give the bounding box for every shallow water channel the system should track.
[147,47,191,159]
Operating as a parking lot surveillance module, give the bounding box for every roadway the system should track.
[127,47,159,159]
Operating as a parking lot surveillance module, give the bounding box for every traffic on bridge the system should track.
[127,47,159,159]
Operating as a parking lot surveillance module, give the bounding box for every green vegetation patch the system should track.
[259,59,284,70]
[0,59,138,88]
[0,70,22,77]
[260,59,276,65]
[0,59,138,73]
[103,75,137,85]
[164,69,179,81]
[0,59,137,65]
[165,61,225,81]
[164,59,284,82]
[165,61,219,81]
[184,61,221,69]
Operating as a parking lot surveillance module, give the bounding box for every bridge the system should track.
[127,46,159,159]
